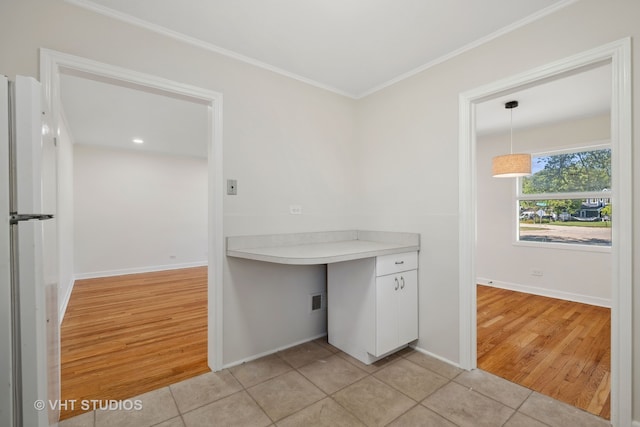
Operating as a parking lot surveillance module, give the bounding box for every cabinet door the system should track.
[397,270,418,345]
[375,274,399,357]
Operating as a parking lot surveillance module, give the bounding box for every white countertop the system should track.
[226,230,420,265]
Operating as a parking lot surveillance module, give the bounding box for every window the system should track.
[517,146,611,248]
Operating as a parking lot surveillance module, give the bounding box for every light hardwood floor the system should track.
[60,267,209,420]
[477,285,610,420]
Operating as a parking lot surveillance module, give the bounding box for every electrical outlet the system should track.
[531,269,543,277]
[290,205,302,215]
[227,179,237,195]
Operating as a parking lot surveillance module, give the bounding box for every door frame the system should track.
[0,75,12,427]
[39,49,225,372]
[458,38,632,426]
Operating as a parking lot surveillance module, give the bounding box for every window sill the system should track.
[513,240,612,253]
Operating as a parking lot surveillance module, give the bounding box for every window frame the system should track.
[513,142,612,252]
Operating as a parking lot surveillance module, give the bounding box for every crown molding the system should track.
[64,0,355,98]
[65,0,578,100]
[357,0,579,98]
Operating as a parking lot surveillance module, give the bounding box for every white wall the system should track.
[2,0,640,421]
[224,259,327,365]
[57,113,74,321]
[477,114,611,306]
[221,80,360,362]
[73,144,208,276]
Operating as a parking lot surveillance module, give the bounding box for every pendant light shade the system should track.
[492,100,531,178]
[492,153,531,177]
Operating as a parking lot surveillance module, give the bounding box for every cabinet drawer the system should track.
[376,252,417,276]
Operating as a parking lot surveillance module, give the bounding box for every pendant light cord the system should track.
[505,100,518,154]
[510,106,513,154]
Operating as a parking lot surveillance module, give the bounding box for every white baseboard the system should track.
[74,261,208,280]
[58,278,75,325]
[410,344,462,369]
[632,420,640,427]
[223,337,463,373]
[222,333,327,370]
[476,277,611,308]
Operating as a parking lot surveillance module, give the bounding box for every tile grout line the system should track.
[331,347,413,424]
[441,371,527,426]
[270,342,381,425]
[449,370,533,411]
[417,378,463,427]
[167,341,518,426]
[461,371,606,427]
[342,346,466,426]
[382,402,424,426]
[318,347,437,426]
[231,367,280,425]
[165,385,188,427]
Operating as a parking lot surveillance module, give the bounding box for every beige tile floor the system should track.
[59,338,611,427]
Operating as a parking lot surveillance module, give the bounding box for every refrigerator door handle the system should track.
[9,213,54,225]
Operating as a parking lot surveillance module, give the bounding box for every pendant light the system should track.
[492,100,531,178]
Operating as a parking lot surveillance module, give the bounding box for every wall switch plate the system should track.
[227,179,237,195]
[289,205,302,215]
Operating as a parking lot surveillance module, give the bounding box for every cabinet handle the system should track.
[400,276,405,290]
[395,261,404,265]
[394,278,399,291]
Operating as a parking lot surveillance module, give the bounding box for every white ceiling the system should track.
[476,62,612,136]
[67,0,573,98]
[60,73,209,158]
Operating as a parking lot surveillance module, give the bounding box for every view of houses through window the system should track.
[517,146,612,247]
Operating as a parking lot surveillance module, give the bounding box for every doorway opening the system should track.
[40,50,224,420]
[474,62,612,418]
[458,39,632,426]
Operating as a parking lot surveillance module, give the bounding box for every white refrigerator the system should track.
[1,75,59,427]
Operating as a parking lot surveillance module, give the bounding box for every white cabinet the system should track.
[375,269,418,357]
[327,251,418,364]
[397,270,418,345]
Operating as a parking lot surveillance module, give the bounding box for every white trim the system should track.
[73,261,208,280]
[529,140,611,158]
[517,191,612,200]
[410,345,461,369]
[458,82,477,371]
[63,0,353,99]
[63,0,577,100]
[513,240,611,254]
[58,278,75,325]
[39,49,225,373]
[0,76,13,427]
[632,421,640,427]
[459,38,632,427]
[476,278,611,308]
[609,37,633,427]
[221,333,327,370]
